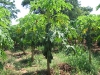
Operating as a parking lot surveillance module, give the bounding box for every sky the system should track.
[79,0,100,14]
[11,0,29,25]
[12,0,100,25]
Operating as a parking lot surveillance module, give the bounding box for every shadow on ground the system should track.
[22,69,47,75]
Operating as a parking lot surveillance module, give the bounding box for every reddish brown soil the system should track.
[22,63,73,75]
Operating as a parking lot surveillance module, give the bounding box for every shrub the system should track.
[66,45,98,74]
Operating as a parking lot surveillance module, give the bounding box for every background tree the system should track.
[0,7,14,70]
[76,15,100,64]
[21,0,32,7]
[0,0,20,19]
[17,14,46,61]
[63,0,93,20]
[96,4,100,10]
[21,0,93,20]
[9,25,28,55]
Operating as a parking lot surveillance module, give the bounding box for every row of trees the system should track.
[10,0,100,75]
[21,0,92,20]
[0,0,19,69]
[1,0,100,75]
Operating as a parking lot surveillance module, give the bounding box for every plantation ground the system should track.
[2,50,72,75]
[1,46,100,75]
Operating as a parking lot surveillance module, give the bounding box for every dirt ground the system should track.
[4,50,75,75]
[4,43,100,75]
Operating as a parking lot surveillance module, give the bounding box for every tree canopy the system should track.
[0,0,20,19]
[21,0,93,20]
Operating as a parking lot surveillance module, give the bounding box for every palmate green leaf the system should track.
[69,27,77,39]
[18,13,46,46]
[77,15,100,31]
[0,7,10,17]
[0,26,14,49]
[30,0,73,14]
[54,37,62,43]
[65,45,75,55]
[0,7,13,50]
[0,0,20,19]
[0,7,10,26]
[49,29,65,43]
[55,13,69,25]
[76,14,100,47]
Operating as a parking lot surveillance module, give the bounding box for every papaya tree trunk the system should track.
[89,46,91,64]
[86,25,92,64]
[22,45,26,55]
[31,46,34,62]
[47,52,51,75]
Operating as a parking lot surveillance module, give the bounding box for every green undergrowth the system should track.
[63,45,100,75]
[0,45,100,75]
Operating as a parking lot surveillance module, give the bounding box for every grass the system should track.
[0,46,100,75]
[64,45,100,75]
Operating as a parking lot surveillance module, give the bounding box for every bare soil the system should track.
[22,63,73,75]
[4,44,100,75]
[4,50,74,75]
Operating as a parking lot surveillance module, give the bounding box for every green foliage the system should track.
[22,0,33,7]
[30,0,72,64]
[19,0,73,65]
[0,7,14,70]
[62,0,93,20]
[66,45,98,74]
[0,49,7,70]
[0,49,7,60]
[11,0,100,74]
[80,6,93,15]
[75,15,100,64]
[76,15,100,44]
[0,62,3,70]
[19,1,76,75]
[0,0,100,74]
[0,7,10,27]
[22,0,92,20]
[18,14,45,46]
[96,4,100,10]
[9,25,23,50]
[0,27,14,49]
[0,7,14,49]
[0,0,20,19]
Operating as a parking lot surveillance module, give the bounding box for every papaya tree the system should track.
[18,14,46,61]
[94,15,100,47]
[76,15,100,64]
[30,0,73,75]
[9,25,28,55]
[0,7,13,69]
